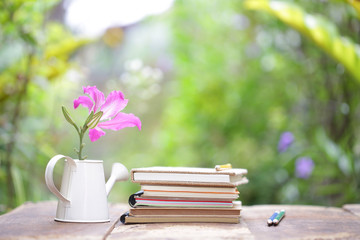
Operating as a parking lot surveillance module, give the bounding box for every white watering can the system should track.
[45,154,129,223]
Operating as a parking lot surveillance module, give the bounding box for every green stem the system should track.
[78,130,83,160]
[77,126,88,160]
[64,110,94,160]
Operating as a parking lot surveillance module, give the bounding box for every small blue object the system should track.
[267,211,279,226]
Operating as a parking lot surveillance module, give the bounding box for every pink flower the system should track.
[73,86,141,142]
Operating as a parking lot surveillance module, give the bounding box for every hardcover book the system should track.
[131,167,248,187]
[120,213,240,224]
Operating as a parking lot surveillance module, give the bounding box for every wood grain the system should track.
[1,202,360,240]
[109,220,254,240]
[0,201,127,240]
[109,204,360,240]
[242,205,360,240]
[343,204,360,218]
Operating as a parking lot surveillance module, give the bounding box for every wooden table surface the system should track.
[1,201,360,240]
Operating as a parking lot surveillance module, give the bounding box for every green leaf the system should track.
[244,0,360,82]
[62,106,79,132]
[35,23,91,80]
[344,0,360,18]
[20,32,37,46]
[87,111,103,129]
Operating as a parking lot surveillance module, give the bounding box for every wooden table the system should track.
[1,201,360,240]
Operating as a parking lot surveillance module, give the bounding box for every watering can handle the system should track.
[45,155,76,204]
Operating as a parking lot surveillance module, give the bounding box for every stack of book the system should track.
[120,166,248,224]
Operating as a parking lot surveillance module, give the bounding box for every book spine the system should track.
[120,211,129,224]
[128,190,144,207]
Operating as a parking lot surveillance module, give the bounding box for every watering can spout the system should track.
[105,163,129,196]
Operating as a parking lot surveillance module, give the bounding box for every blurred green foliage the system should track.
[1,0,360,214]
[0,0,88,213]
[245,0,360,82]
[145,0,360,206]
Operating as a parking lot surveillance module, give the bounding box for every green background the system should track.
[1,0,360,213]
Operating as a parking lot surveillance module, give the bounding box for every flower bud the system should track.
[87,111,103,129]
[62,106,76,126]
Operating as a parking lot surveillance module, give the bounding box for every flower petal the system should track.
[73,96,94,112]
[278,131,294,153]
[100,90,128,120]
[83,86,105,112]
[89,127,106,142]
[97,112,141,131]
[295,157,314,179]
